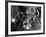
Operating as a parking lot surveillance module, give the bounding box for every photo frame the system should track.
[5,1,45,36]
